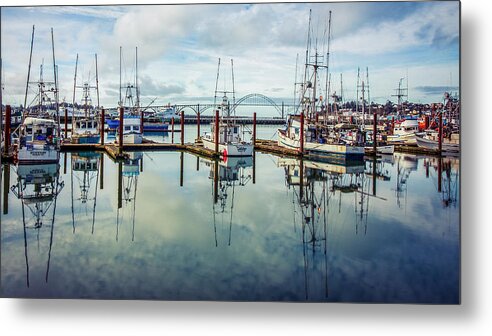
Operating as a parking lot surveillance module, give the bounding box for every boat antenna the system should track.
[51,28,60,132]
[23,25,35,121]
[72,54,78,131]
[213,58,221,107]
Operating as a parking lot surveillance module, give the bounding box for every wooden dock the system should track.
[2,137,449,164]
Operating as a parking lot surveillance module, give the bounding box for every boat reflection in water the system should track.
[10,162,64,287]
[279,157,373,300]
[116,152,143,242]
[70,152,101,234]
[203,156,253,246]
[423,156,459,208]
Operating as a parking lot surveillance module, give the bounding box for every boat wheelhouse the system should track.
[17,117,60,163]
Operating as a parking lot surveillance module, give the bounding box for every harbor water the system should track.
[0,126,460,303]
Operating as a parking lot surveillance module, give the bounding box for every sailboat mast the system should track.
[72,54,78,131]
[23,25,35,120]
[51,28,59,132]
[356,67,360,117]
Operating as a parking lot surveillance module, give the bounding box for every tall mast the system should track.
[293,53,299,113]
[325,11,332,116]
[361,80,365,129]
[72,54,78,131]
[302,9,312,117]
[23,25,35,120]
[51,27,59,131]
[340,73,343,105]
[356,67,360,116]
[95,53,100,109]
[213,58,221,107]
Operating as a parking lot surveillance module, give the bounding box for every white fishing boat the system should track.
[116,116,143,144]
[71,54,101,144]
[364,144,395,154]
[387,119,424,145]
[114,47,143,145]
[415,131,459,153]
[201,59,253,157]
[17,117,60,163]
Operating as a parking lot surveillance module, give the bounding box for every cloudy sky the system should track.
[1,1,459,109]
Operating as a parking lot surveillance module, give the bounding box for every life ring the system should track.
[222,148,228,160]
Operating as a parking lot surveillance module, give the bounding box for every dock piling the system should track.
[100,108,105,146]
[197,104,200,141]
[118,107,124,152]
[253,112,257,145]
[99,153,104,190]
[3,164,10,215]
[373,110,377,154]
[180,111,184,145]
[4,105,11,156]
[214,110,219,154]
[299,112,304,154]
[64,107,68,139]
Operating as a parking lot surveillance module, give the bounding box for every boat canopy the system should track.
[23,117,56,126]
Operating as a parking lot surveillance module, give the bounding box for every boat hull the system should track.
[71,134,100,144]
[121,133,143,144]
[277,129,365,158]
[415,136,459,153]
[386,132,424,145]
[202,138,253,157]
[17,145,59,164]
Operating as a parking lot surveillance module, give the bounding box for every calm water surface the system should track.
[0,127,460,303]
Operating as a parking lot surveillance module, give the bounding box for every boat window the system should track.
[234,127,238,133]
[125,126,131,131]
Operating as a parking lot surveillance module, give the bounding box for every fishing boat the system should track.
[114,46,143,144]
[387,118,424,145]
[116,116,143,144]
[277,10,365,160]
[17,117,60,163]
[202,59,253,157]
[71,54,101,144]
[415,131,459,153]
[16,26,60,163]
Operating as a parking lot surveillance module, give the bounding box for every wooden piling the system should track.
[299,113,304,154]
[373,110,377,154]
[180,111,184,145]
[100,108,105,146]
[438,157,442,192]
[197,104,200,141]
[3,164,10,215]
[438,111,443,153]
[4,105,11,155]
[117,161,122,209]
[99,153,104,190]
[64,107,68,139]
[118,107,124,152]
[253,112,257,146]
[214,110,219,154]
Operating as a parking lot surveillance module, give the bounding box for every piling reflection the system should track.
[9,162,64,287]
